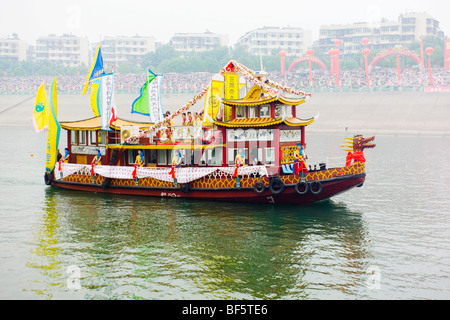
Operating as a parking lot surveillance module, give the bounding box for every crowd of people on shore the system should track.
[1,67,450,95]
[271,67,450,89]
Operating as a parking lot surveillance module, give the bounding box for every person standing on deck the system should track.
[135,150,144,167]
[293,143,308,181]
[92,149,102,165]
[62,148,70,163]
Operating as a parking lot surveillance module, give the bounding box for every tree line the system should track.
[0,36,447,76]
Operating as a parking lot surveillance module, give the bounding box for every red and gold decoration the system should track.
[340,135,376,166]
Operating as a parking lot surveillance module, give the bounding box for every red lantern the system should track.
[425,47,434,55]
[306,49,314,56]
[334,39,342,46]
[363,48,370,57]
[361,38,369,46]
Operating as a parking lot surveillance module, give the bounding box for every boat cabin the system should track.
[60,84,315,175]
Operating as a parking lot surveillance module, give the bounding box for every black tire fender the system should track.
[309,181,323,195]
[44,171,53,185]
[269,178,285,195]
[294,181,309,195]
[253,181,265,193]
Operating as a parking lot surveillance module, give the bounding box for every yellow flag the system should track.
[33,83,48,132]
[45,77,61,173]
[90,77,101,116]
[224,72,239,99]
[202,79,224,125]
[223,71,239,121]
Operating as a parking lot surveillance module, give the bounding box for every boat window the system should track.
[78,131,86,145]
[248,106,258,118]
[260,105,270,118]
[199,150,207,166]
[275,105,282,118]
[249,147,263,165]
[264,147,275,165]
[147,149,157,164]
[89,131,97,146]
[236,106,246,118]
[157,149,167,165]
[285,105,293,118]
[128,149,142,165]
[207,147,222,166]
[228,148,248,166]
[70,131,77,145]
[98,131,107,145]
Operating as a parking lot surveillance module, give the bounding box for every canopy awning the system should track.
[60,116,151,131]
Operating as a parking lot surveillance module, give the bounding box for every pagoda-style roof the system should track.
[214,117,283,128]
[214,116,315,128]
[60,116,151,131]
[221,86,306,107]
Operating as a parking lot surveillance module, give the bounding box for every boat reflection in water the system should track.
[28,187,369,299]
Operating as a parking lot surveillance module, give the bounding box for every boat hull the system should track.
[50,163,366,205]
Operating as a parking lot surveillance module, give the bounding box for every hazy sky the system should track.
[1,0,449,45]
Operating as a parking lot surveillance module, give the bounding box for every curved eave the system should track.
[283,116,315,127]
[60,116,152,131]
[222,96,306,107]
[278,97,306,106]
[214,118,283,128]
[222,96,277,107]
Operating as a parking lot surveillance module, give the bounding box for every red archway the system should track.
[288,56,328,73]
[369,48,423,72]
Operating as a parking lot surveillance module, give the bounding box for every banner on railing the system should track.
[55,163,268,184]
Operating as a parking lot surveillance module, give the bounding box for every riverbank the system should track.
[0,91,449,136]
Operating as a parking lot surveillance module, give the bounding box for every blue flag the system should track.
[82,45,105,95]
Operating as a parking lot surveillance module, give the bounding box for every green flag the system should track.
[131,69,157,116]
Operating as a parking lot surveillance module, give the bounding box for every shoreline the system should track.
[1,92,449,137]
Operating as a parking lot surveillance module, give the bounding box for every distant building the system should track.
[35,34,89,67]
[101,35,156,67]
[0,36,27,62]
[236,26,313,57]
[318,12,445,56]
[168,31,229,52]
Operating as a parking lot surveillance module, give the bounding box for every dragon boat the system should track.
[40,60,375,205]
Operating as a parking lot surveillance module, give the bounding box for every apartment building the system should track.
[236,26,313,57]
[101,35,156,66]
[0,36,27,62]
[35,34,89,67]
[318,12,444,56]
[168,31,229,52]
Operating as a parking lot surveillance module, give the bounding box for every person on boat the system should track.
[235,148,245,166]
[165,111,174,135]
[62,148,70,163]
[92,149,102,165]
[194,112,202,126]
[187,112,194,126]
[293,143,308,179]
[135,150,144,167]
[234,148,245,178]
[172,150,183,168]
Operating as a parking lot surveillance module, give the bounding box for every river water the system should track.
[0,124,449,300]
